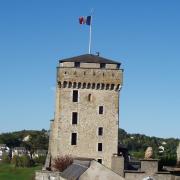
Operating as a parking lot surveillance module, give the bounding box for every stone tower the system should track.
[49,54,123,168]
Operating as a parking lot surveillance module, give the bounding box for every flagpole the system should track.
[88,17,92,54]
[88,9,94,54]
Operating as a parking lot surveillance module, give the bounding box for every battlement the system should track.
[58,81,121,91]
[57,67,123,91]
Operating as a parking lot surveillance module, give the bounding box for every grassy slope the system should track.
[0,163,42,180]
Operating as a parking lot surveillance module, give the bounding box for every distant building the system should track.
[32,149,47,159]
[158,145,165,153]
[12,147,27,157]
[0,144,10,160]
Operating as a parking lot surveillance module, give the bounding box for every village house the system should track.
[32,149,47,159]
[0,144,10,161]
[12,147,28,157]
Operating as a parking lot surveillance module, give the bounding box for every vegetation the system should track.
[118,129,179,165]
[52,155,73,172]
[0,128,179,166]
[34,155,46,165]
[2,154,10,164]
[0,163,41,180]
[11,155,34,168]
[0,129,49,153]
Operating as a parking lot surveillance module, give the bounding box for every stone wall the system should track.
[49,61,123,169]
[35,171,65,180]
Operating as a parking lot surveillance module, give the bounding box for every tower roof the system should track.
[60,54,121,65]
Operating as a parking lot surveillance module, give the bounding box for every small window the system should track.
[97,159,102,164]
[73,90,78,102]
[74,62,80,68]
[98,143,102,151]
[88,94,92,101]
[117,64,120,69]
[99,106,103,114]
[71,133,77,145]
[100,63,106,68]
[72,112,78,124]
[98,127,103,136]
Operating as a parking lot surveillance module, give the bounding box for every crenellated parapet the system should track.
[58,81,121,91]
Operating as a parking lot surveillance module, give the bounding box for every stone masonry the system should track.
[48,54,123,168]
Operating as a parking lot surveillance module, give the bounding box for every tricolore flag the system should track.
[79,16,91,25]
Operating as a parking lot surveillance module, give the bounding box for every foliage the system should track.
[0,163,41,180]
[52,155,73,172]
[2,154,10,164]
[34,155,46,164]
[11,155,34,167]
[130,151,144,159]
[159,154,177,167]
[0,129,49,151]
[118,128,180,166]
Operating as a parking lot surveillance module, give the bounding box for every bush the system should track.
[34,155,46,164]
[20,155,31,167]
[131,151,144,159]
[11,155,20,167]
[2,154,10,163]
[52,155,73,172]
[158,155,177,169]
[11,155,34,167]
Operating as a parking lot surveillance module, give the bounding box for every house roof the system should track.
[35,149,47,154]
[61,162,89,179]
[13,147,26,150]
[0,144,6,147]
[60,54,121,65]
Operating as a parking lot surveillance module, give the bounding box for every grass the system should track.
[0,163,42,180]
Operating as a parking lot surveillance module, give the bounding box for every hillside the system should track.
[0,129,49,152]
[119,129,179,165]
[0,128,179,164]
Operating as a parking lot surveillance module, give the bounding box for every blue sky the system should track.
[0,0,179,138]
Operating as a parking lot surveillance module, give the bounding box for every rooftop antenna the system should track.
[96,52,100,56]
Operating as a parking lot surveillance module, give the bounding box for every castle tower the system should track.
[49,54,123,168]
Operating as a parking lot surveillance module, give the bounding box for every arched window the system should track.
[73,82,77,88]
[92,83,95,89]
[63,81,67,88]
[78,82,81,89]
[97,83,100,89]
[68,82,72,88]
[101,83,105,90]
[83,83,86,89]
[106,84,110,90]
[110,84,115,90]
[58,81,61,88]
[87,83,91,89]
[116,84,120,91]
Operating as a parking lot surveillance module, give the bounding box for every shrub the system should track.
[20,155,31,167]
[11,155,20,167]
[2,153,10,163]
[158,155,177,169]
[34,155,46,164]
[11,155,34,167]
[52,155,73,172]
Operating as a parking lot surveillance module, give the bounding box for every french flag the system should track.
[79,16,91,25]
